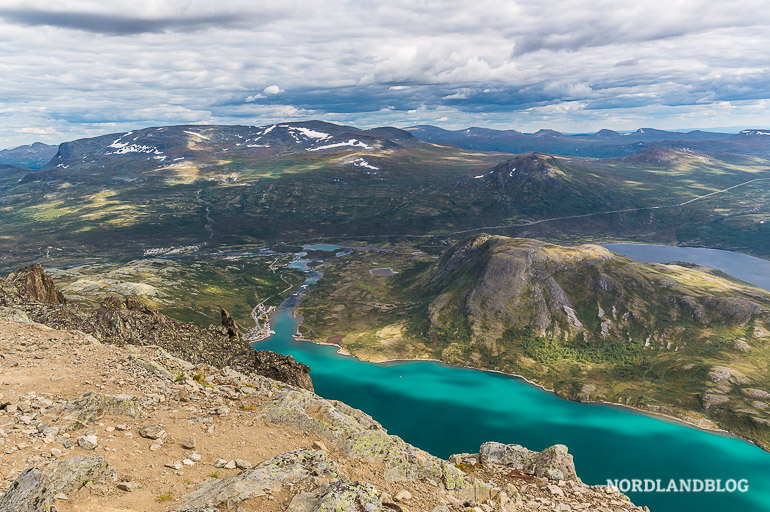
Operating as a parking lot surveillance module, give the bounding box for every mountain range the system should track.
[2,121,770,268]
[405,125,770,158]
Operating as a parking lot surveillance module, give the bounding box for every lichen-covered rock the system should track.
[478,442,579,482]
[177,449,344,510]
[534,444,578,482]
[46,392,140,431]
[479,442,537,470]
[260,389,493,503]
[0,307,31,323]
[139,424,167,440]
[287,480,384,512]
[0,456,115,512]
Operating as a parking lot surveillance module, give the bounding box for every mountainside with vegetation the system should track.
[296,235,770,449]
[2,122,770,269]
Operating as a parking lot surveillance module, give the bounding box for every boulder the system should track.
[46,392,140,431]
[176,449,345,510]
[77,435,98,450]
[139,424,167,440]
[477,441,579,482]
[0,456,115,511]
[534,444,578,482]
[253,350,314,392]
[287,481,384,512]
[479,442,536,471]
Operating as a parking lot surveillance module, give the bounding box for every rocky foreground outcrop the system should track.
[0,319,646,511]
[0,265,313,391]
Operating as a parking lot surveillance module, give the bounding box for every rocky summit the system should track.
[0,265,312,392]
[0,315,645,511]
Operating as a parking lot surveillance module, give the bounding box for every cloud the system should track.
[17,126,57,135]
[262,85,284,95]
[1,0,770,148]
[0,8,245,35]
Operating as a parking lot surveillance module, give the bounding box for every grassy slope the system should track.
[48,254,305,328]
[296,238,770,450]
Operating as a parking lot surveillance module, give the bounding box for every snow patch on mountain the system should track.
[291,127,331,140]
[350,158,378,170]
[308,139,372,152]
[184,130,210,140]
[108,143,163,156]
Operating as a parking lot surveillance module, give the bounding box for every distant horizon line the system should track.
[3,119,770,152]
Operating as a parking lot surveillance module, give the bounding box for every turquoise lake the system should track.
[255,244,770,512]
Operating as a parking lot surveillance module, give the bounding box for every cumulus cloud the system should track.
[262,85,284,95]
[1,0,770,148]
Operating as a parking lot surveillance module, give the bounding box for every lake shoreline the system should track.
[285,328,768,453]
[254,241,770,456]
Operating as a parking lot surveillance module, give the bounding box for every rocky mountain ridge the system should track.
[0,309,645,511]
[0,264,312,391]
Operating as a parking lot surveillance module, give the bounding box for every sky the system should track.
[2,0,770,149]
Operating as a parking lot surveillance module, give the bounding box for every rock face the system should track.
[0,264,66,306]
[0,456,115,512]
[0,266,314,391]
[478,442,579,482]
[177,449,344,510]
[220,308,240,338]
[287,481,384,512]
[260,389,494,503]
[253,350,314,392]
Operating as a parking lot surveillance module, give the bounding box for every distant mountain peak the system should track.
[43,122,413,171]
[0,142,58,169]
[532,129,563,137]
[593,129,621,138]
